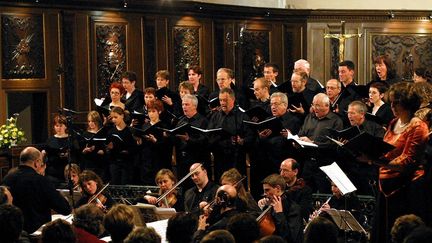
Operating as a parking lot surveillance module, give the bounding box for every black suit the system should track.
[2,165,72,233]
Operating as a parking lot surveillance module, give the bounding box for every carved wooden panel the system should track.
[1,14,45,79]
[372,34,432,81]
[173,26,200,84]
[144,21,156,88]
[330,38,339,79]
[95,22,127,98]
[240,30,269,87]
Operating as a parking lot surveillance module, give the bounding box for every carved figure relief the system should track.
[1,14,45,79]
[173,27,200,84]
[241,30,269,86]
[95,23,126,97]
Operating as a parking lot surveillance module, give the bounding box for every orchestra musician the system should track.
[75,170,115,211]
[257,174,303,243]
[138,169,184,211]
[63,163,82,192]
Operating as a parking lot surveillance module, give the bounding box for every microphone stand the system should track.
[61,109,77,208]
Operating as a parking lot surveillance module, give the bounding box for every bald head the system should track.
[216,185,237,208]
[20,147,41,165]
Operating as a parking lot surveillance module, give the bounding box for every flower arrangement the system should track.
[0,115,26,149]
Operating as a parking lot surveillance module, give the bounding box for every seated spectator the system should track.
[226,213,260,243]
[391,214,425,243]
[104,204,136,243]
[200,229,235,243]
[72,204,105,243]
[41,219,76,243]
[166,212,198,243]
[404,226,432,243]
[258,235,286,243]
[124,227,161,243]
[0,185,13,205]
[0,204,29,243]
[304,216,338,243]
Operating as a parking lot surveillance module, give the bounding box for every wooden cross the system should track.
[324,21,362,62]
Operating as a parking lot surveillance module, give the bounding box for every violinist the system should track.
[257,174,303,243]
[63,163,82,192]
[75,170,115,211]
[138,169,184,211]
[79,111,107,179]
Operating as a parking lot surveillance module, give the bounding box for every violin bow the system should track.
[156,163,203,204]
[88,182,110,204]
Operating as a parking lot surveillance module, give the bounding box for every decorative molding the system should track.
[1,14,45,79]
[94,22,127,98]
[173,26,200,84]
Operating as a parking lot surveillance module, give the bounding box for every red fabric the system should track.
[74,227,105,243]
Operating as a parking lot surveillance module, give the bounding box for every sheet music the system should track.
[287,131,318,148]
[147,219,169,243]
[30,214,74,236]
[94,98,104,106]
[319,162,357,195]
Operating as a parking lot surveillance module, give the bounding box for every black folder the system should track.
[131,110,149,120]
[277,81,292,94]
[330,131,394,160]
[190,126,223,134]
[327,126,362,141]
[245,106,272,122]
[365,112,384,126]
[96,105,111,117]
[243,116,284,137]
[157,123,191,135]
[155,87,169,100]
[130,123,163,137]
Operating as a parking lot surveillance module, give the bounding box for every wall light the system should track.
[388,11,395,19]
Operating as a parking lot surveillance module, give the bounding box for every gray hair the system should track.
[294,59,311,72]
[270,92,288,106]
[313,93,330,106]
[182,94,198,108]
[349,100,368,114]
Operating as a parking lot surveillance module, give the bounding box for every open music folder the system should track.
[319,162,357,195]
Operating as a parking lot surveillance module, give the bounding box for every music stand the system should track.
[132,203,176,223]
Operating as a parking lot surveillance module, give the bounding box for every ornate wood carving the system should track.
[1,14,45,79]
[95,23,127,98]
[144,21,156,88]
[330,38,339,79]
[173,26,200,84]
[372,34,432,81]
[240,30,269,87]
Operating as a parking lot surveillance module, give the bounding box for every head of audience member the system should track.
[338,60,355,86]
[201,229,235,243]
[373,54,397,81]
[144,87,157,106]
[104,204,136,243]
[391,214,425,243]
[182,94,198,118]
[403,226,432,243]
[121,71,137,94]
[73,204,104,237]
[0,204,24,243]
[64,163,81,187]
[258,235,286,243]
[166,212,198,243]
[41,219,76,243]
[412,82,432,107]
[262,174,286,198]
[347,101,367,126]
[147,100,164,123]
[188,65,202,88]
[79,170,104,197]
[326,79,341,102]
[215,185,237,210]
[270,92,288,117]
[110,82,125,103]
[124,226,161,243]
[303,216,338,243]
[253,77,271,101]
[279,158,300,187]
[291,70,308,93]
[294,59,311,75]
[217,68,234,90]
[53,114,68,137]
[155,169,177,194]
[190,163,209,189]
[87,110,102,131]
[110,106,127,126]
[227,213,260,243]
[413,68,431,83]
[369,81,388,106]
[178,81,194,99]
[20,146,45,174]
[155,70,170,89]
[263,63,279,82]
[0,186,13,205]
[312,93,331,119]
[219,88,236,114]
[330,181,342,199]
[388,82,421,119]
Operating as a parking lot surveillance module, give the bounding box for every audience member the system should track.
[200,229,235,243]
[124,227,161,243]
[41,219,76,243]
[72,204,105,243]
[303,216,338,243]
[104,204,136,243]
[391,214,425,243]
[166,212,198,243]
[226,213,260,243]
[0,204,29,243]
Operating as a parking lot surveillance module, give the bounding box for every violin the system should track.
[87,183,110,212]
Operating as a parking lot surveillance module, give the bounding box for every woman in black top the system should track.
[76,170,115,211]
